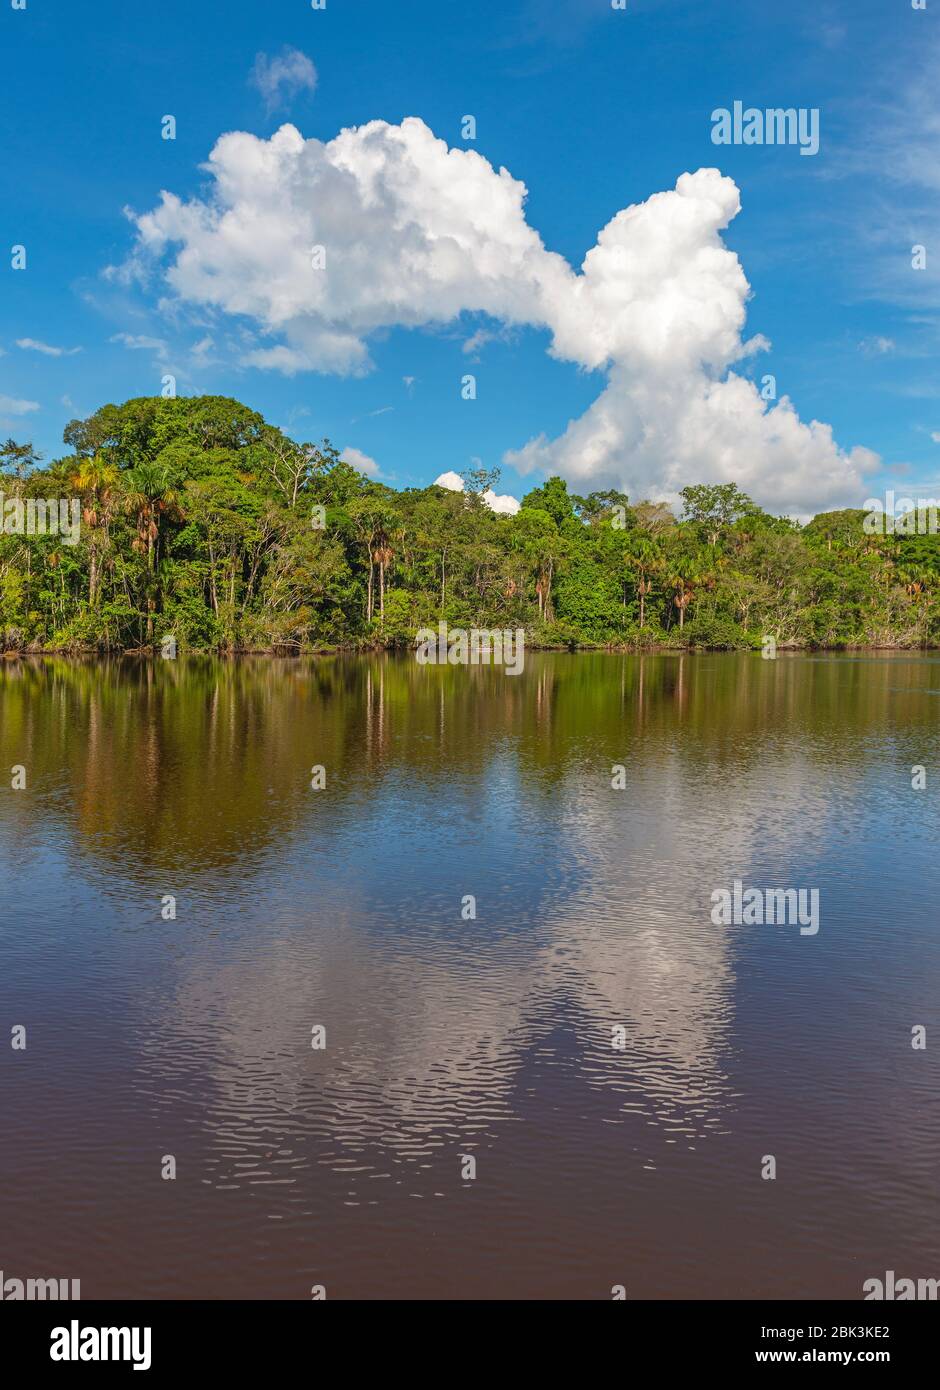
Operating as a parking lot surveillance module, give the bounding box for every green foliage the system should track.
[2,394,938,652]
[679,613,749,650]
[521,476,576,527]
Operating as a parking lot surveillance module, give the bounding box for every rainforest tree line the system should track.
[1,394,938,653]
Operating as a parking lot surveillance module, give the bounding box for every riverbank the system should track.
[4,639,937,659]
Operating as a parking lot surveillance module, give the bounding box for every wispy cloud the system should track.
[858,336,895,356]
[16,337,81,357]
[241,344,311,374]
[250,47,317,113]
[110,332,169,360]
[189,335,217,367]
[830,30,940,311]
[0,394,40,415]
[462,327,497,358]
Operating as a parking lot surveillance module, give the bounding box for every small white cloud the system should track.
[190,335,216,366]
[931,431,940,444]
[818,21,847,49]
[341,446,380,477]
[111,332,168,358]
[462,328,496,357]
[250,48,317,113]
[242,344,311,374]
[243,339,366,375]
[0,394,39,415]
[403,376,416,391]
[16,337,81,357]
[739,333,771,358]
[462,325,517,359]
[483,488,521,515]
[859,335,895,356]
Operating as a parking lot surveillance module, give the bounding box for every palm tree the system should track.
[347,497,399,625]
[123,464,183,642]
[372,538,394,621]
[664,537,704,631]
[123,464,181,570]
[369,504,399,623]
[672,576,693,628]
[623,533,660,628]
[897,560,933,646]
[70,455,120,607]
[348,498,381,626]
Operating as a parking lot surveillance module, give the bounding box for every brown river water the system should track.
[1,652,938,1298]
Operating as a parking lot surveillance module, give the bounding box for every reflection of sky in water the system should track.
[1,653,939,1297]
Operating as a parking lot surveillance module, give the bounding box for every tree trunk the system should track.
[209,542,219,615]
[544,561,554,622]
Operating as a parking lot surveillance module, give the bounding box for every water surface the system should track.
[1,652,938,1298]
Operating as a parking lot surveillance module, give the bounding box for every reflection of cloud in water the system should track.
[555,742,832,1101]
[48,651,878,1208]
[144,734,838,1196]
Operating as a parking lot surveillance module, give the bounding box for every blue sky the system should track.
[2,0,938,516]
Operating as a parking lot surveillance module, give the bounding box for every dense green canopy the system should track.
[1,395,938,652]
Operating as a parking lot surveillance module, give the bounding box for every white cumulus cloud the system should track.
[122,116,877,515]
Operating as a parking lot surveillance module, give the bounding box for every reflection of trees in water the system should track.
[1,653,938,882]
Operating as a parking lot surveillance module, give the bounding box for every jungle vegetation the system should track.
[1,394,938,653]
